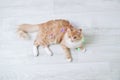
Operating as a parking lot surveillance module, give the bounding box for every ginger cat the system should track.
[17,19,85,62]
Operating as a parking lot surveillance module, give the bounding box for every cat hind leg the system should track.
[44,47,53,56]
[33,41,39,56]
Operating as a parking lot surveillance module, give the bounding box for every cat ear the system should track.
[78,29,82,33]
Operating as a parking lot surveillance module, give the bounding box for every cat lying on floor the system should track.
[17,19,86,62]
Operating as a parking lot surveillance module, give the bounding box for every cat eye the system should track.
[73,36,76,39]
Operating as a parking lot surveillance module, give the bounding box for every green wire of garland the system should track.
[76,37,85,51]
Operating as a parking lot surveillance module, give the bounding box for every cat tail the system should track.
[17,24,39,39]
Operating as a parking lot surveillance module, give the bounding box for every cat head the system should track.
[66,28,82,42]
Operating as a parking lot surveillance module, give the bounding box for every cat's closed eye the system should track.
[73,36,76,39]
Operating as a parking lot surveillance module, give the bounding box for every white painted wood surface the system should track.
[0,0,120,80]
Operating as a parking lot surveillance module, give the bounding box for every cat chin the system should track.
[65,39,82,49]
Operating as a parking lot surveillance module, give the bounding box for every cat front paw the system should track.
[76,47,86,53]
[66,58,72,62]
[81,48,86,53]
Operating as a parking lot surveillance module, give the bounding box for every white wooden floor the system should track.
[0,0,120,80]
